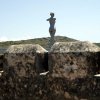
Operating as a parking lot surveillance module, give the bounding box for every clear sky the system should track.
[0,0,100,42]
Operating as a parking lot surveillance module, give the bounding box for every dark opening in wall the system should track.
[0,54,4,71]
[43,52,48,71]
[36,52,48,73]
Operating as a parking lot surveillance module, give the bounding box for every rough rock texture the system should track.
[0,42,100,100]
[48,41,100,99]
[4,44,48,77]
[50,41,100,52]
[49,52,100,79]
[6,44,47,53]
[0,44,49,100]
[48,52,100,99]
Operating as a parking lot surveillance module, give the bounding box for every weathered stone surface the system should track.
[0,42,100,100]
[4,44,48,77]
[48,41,100,99]
[48,52,100,79]
[48,52,100,98]
[0,44,49,100]
[50,41,100,52]
[6,44,47,53]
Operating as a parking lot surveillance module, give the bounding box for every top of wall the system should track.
[50,41,100,53]
[6,44,48,53]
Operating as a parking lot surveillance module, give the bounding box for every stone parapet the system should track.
[0,42,100,100]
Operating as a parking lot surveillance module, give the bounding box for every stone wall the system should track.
[0,42,100,100]
[48,52,100,99]
[47,42,100,100]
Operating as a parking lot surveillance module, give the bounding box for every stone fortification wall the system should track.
[0,42,100,100]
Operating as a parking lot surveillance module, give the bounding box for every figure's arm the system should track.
[47,18,50,21]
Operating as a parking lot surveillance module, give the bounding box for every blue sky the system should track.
[0,0,100,42]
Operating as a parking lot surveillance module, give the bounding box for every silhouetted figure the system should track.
[47,13,56,49]
[47,12,56,38]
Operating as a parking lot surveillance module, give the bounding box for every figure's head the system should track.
[50,12,54,17]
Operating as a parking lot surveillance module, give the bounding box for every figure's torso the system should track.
[48,18,56,29]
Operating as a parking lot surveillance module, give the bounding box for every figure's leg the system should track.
[49,29,52,37]
[49,29,56,38]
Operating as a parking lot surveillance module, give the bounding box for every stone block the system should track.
[4,44,48,77]
[48,41,100,98]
